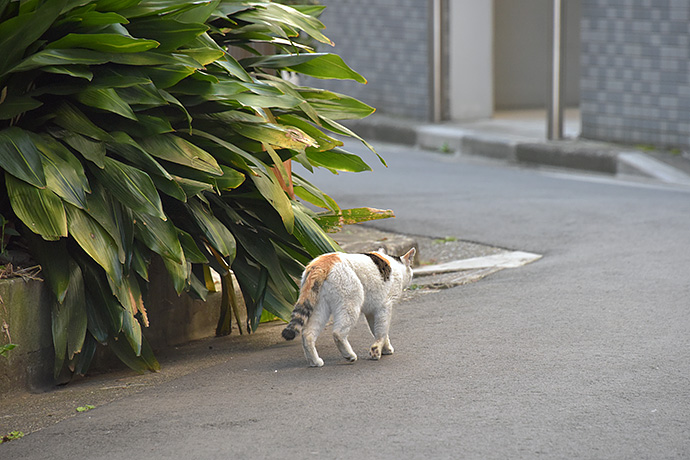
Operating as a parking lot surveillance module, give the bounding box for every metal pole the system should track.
[547,0,566,140]
[432,0,443,123]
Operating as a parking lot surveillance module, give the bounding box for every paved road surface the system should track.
[3,144,690,459]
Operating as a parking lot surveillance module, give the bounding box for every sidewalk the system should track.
[347,109,690,186]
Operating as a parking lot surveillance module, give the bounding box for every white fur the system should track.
[300,249,415,367]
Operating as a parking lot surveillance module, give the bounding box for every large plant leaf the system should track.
[306,148,372,173]
[5,49,112,75]
[314,207,395,233]
[138,134,223,175]
[126,17,208,52]
[65,203,123,284]
[291,203,340,258]
[76,87,137,120]
[0,0,66,77]
[53,102,111,142]
[0,127,46,187]
[233,122,316,151]
[90,157,166,220]
[186,198,236,260]
[35,135,90,209]
[243,53,365,83]
[46,33,159,53]
[0,94,43,120]
[59,131,107,168]
[249,168,294,234]
[133,210,184,264]
[51,256,87,378]
[80,261,125,336]
[5,172,67,240]
[233,2,332,46]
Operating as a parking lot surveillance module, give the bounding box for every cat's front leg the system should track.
[381,336,394,355]
[368,306,393,360]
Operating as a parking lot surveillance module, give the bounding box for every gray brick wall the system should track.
[580,0,690,147]
[304,0,431,120]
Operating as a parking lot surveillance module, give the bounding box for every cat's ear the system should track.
[377,247,387,255]
[401,247,416,265]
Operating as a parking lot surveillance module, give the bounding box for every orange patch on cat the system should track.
[301,253,341,297]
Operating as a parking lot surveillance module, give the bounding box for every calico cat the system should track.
[282,247,416,367]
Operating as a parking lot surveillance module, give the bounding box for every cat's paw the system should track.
[369,345,382,360]
[345,354,358,363]
[309,357,324,367]
[382,344,394,355]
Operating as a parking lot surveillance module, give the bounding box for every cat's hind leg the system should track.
[331,279,364,363]
[301,304,329,367]
[332,310,359,363]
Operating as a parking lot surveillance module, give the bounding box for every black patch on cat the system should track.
[363,252,391,282]
[311,279,322,293]
[391,255,402,263]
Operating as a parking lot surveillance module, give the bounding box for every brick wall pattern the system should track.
[302,0,431,120]
[580,0,690,147]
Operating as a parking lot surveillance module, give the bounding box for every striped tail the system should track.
[282,253,339,340]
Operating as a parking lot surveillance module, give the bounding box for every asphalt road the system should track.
[3,144,690,459]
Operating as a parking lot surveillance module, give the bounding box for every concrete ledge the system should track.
[346,115,690,184]
[346,116,417,146]
[515,141,619,174]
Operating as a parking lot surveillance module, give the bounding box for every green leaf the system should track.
[234,2,332,46]
[277,113,343,152]
[138,134,223,175]
[249,169,294,234]
[292,173,339,212]
[46,33,159,53]
[126,18,208,52]
[178,230,207,264]
[53,102,111,142]
[90,157,166,221]
[244,53,366,83]
[146,65,197,88]
[76,87,137,120]
[186,199,236,260]
[306,148,372,173]
[133,210,184,264]
[59,132,107,168]
[83,182,129,264]
[51,256,87,378]
[0,94,43,120]
[0,0,66,77]
[215,165,245,191]
[43,65,94,80]
[5,49,111,75]
[35,135,90,209]
[233,122,317,151]
[6,172,67,240]
[0,127,46,187]
[81,261,124,335]
[314,207,395,233]
[292,204,340,258]
[60,9,128,28]
[65,204,123,284]
[309,94,375,120]
[23,233,71,303]
[232,92,302,109]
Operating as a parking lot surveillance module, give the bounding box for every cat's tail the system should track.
[282,254,338,340]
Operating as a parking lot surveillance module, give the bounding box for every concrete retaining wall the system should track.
[0,259,226,394]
